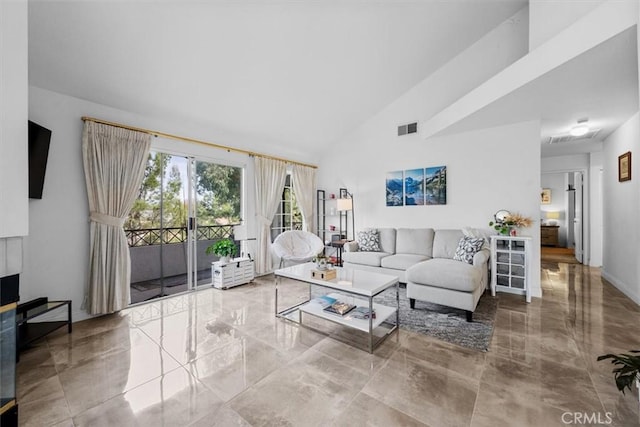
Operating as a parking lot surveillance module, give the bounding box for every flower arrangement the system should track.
[313,253,328,270]
[503,212,533,228]
[312,253,327,262]
[489,212,533,235]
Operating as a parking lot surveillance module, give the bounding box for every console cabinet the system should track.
[211,258,254,289]
[540,225,559,247]
[490,235,532,303]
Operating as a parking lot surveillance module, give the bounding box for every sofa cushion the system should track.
[342,251,392,267]
[357,229,381,251]
[453,236,485,264]
[395,228,434,256]
[433,229,464,259]
[381,254,430,270]
[406,258,482,292]
[377,228,397,254]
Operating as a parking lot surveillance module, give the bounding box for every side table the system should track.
[328,239,351,266]
[16,298,72,360]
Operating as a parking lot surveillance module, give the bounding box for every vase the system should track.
[219,255,231,264]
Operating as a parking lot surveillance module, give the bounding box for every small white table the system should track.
[275,263,399,353]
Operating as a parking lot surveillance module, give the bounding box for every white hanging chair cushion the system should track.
[272,231,325,262]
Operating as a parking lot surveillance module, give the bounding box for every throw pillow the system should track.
[453,236,485,264]
[462,226,490,250]
[357,229,381,252]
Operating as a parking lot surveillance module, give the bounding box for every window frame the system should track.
[271,173,302,241]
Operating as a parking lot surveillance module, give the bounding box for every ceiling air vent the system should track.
[547,129,601,144]
[398,122,418,136]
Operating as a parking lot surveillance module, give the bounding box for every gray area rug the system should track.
[384,287,497,351]
[312,285,497,352]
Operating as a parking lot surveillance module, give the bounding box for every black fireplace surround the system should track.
[0,273,19,427]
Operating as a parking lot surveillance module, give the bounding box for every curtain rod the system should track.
[81,116,318,169]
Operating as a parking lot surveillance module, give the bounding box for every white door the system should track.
[573,171,584,263]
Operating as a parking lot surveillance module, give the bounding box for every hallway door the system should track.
[573,171,584,263]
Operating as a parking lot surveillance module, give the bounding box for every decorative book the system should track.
[310,295,337,309]
[349,306,376,320]
[324,301,356,316]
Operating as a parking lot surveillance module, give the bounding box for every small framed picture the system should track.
[541,188,551,204]
[619,151,631,182]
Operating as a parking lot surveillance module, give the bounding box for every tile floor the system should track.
[16,262,640,426]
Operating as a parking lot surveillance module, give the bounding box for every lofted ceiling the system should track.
[28,0,526,159]
[421,26,639,158]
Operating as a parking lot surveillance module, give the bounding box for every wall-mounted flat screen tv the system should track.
[28,120,52,199]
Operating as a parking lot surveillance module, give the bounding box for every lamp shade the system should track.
[545,211,561,226]
[336,198,353,212]
[546,211,561,220]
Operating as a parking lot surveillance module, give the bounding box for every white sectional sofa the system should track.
[343,228,490,321]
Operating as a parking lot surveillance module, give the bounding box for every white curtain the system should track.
[82,121,151,314]
[254,157,287,274]
[292,164,316,232]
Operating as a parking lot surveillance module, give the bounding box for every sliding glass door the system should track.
[126,151,243,304]
[193,160,243,287]
[126,153,190,303]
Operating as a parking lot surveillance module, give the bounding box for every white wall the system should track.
[541,153,589,172]
[0,0,28,239]
[529,0,607,51]
[602,112,640,303]
[319,117,543,297]
[589,152,603,267]
[317,8,541,297]
[27,87,263,321]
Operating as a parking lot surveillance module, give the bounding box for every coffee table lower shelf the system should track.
[297,293,396,333]
[277,291,398,353]
[275,264,400,353]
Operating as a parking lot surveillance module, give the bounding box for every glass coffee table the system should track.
[275,263,399,353]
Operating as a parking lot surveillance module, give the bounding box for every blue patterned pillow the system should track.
[357,229,381,252]
[453,236,484,264]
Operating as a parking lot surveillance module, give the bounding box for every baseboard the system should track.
[530,284,542,299]
[601,269,640,305]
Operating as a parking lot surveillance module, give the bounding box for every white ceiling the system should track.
[28,0,526,159]
[425,26,639,158]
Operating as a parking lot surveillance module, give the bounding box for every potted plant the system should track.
[206,238,237,264]
[313,253,328,270]
[598,350,640,397]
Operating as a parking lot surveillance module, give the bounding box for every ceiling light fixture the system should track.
[570,118,590,137]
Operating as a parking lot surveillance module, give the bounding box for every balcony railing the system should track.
[126,224,235,247]
[126,222,302,247]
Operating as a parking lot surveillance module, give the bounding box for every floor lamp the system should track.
[337,191,355,241]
